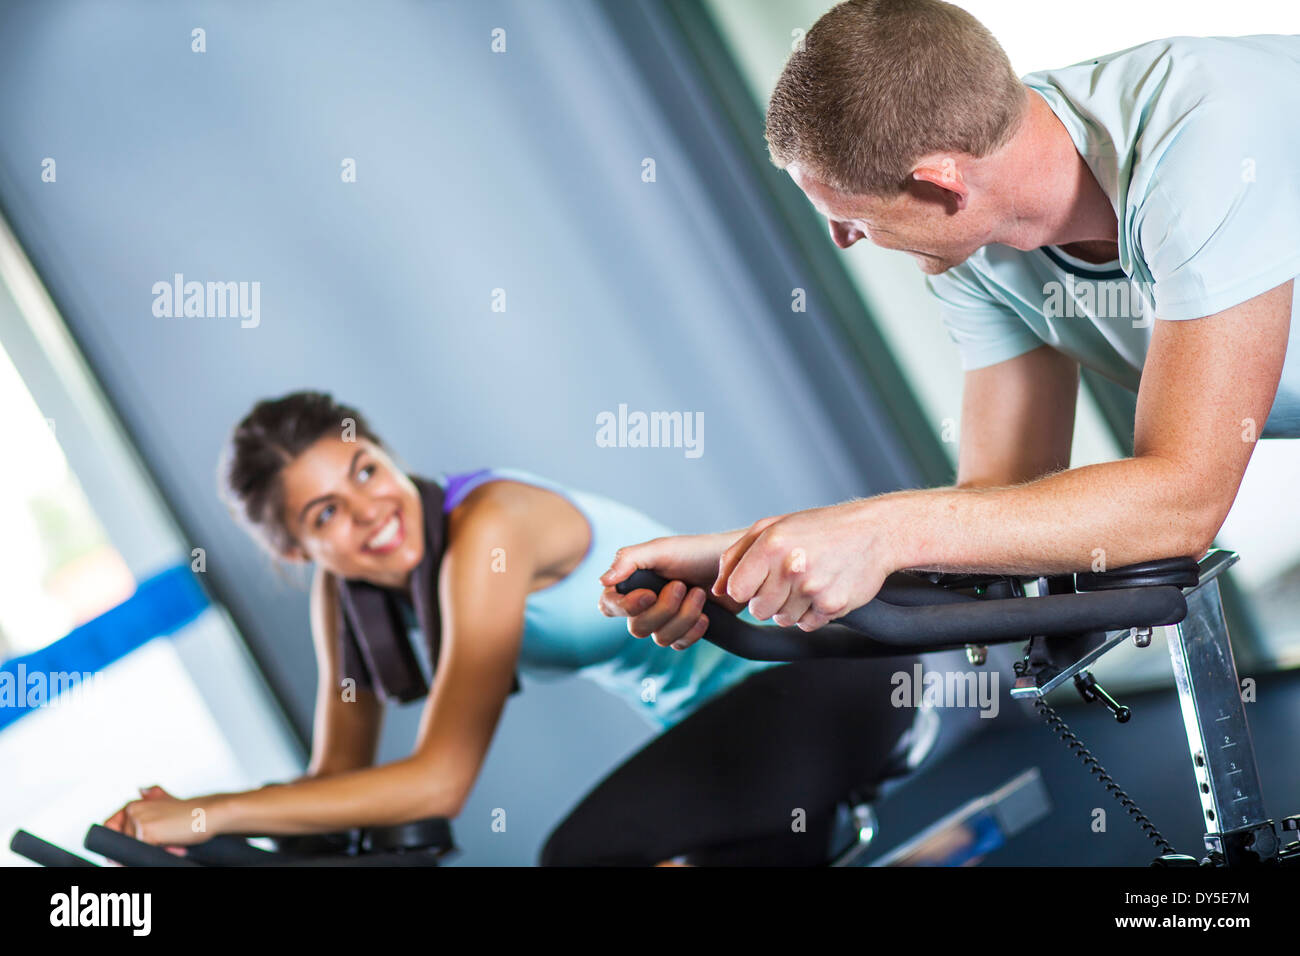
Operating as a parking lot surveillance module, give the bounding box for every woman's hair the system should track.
[765,0,1027,197]
[219,390,384,556]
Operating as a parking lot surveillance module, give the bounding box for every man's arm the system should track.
[954,343,1078,489]
[606,282,1290,636]
[884,280,1294,575]
[716,280,1291,629]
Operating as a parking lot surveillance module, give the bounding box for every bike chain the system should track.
[1014,657,1177,857]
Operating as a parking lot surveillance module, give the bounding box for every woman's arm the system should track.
[211,498,531,835]
[301,566,383,779]
[115,500,535,845]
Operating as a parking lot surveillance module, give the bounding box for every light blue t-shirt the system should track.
[927,35,1300,437]
[440,468,781,730]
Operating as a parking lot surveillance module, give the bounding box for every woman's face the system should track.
[277,435,425,588]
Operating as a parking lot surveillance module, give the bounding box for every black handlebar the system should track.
[10,829,97,867]
[616,569,1188,661]
[50,816,456,868]
[84,824,202,867]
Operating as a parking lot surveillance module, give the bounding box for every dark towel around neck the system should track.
[335,475,520,702]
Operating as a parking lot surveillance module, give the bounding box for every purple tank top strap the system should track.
[442,468,495,513]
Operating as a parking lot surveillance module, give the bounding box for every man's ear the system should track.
[911,157,968,211]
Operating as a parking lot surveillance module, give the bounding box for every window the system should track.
[0,213,301,865]
[0,342,134,657]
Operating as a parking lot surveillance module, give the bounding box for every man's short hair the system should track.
[766,0,1027,197]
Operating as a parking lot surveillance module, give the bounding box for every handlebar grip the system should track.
[11,830,98,867]
[84,824,202,867]
[615,569,1187,660]
[615,570,891,660]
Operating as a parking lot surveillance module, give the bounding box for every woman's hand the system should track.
[598,530,752,649]
[715,499,895,631]
[103,784,222,852]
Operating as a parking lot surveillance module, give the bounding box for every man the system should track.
[600,0,1299,646]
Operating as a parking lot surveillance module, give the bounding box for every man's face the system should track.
[788,162,989,275]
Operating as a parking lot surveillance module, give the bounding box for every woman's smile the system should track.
[361,509,406,555]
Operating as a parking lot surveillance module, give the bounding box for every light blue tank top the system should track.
[440,468,781,729]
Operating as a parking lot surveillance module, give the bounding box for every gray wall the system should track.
[0,0,898,863]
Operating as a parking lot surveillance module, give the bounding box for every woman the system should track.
[105,390,930,865]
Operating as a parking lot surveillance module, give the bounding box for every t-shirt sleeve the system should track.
[1136,97,1300,320]
[925,262,1044,370]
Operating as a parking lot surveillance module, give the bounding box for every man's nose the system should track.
[829,219,864,249]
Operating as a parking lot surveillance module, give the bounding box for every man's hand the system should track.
[715,499,897,631]
[599,531,748,649]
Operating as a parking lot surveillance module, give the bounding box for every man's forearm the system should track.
[875,455,1213,576]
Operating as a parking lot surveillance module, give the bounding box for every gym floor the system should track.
[873,667,1300,865]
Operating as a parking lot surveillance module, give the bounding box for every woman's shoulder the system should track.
[444,469,576,533]
[445,467,570,512]
[443,470,589,582]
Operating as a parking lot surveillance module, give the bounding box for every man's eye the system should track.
[315,504,335,528]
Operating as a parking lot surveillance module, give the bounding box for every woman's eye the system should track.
[357,464,375,483]
[315,504,335,528]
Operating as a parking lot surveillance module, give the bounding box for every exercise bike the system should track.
[615,548,1300,867]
